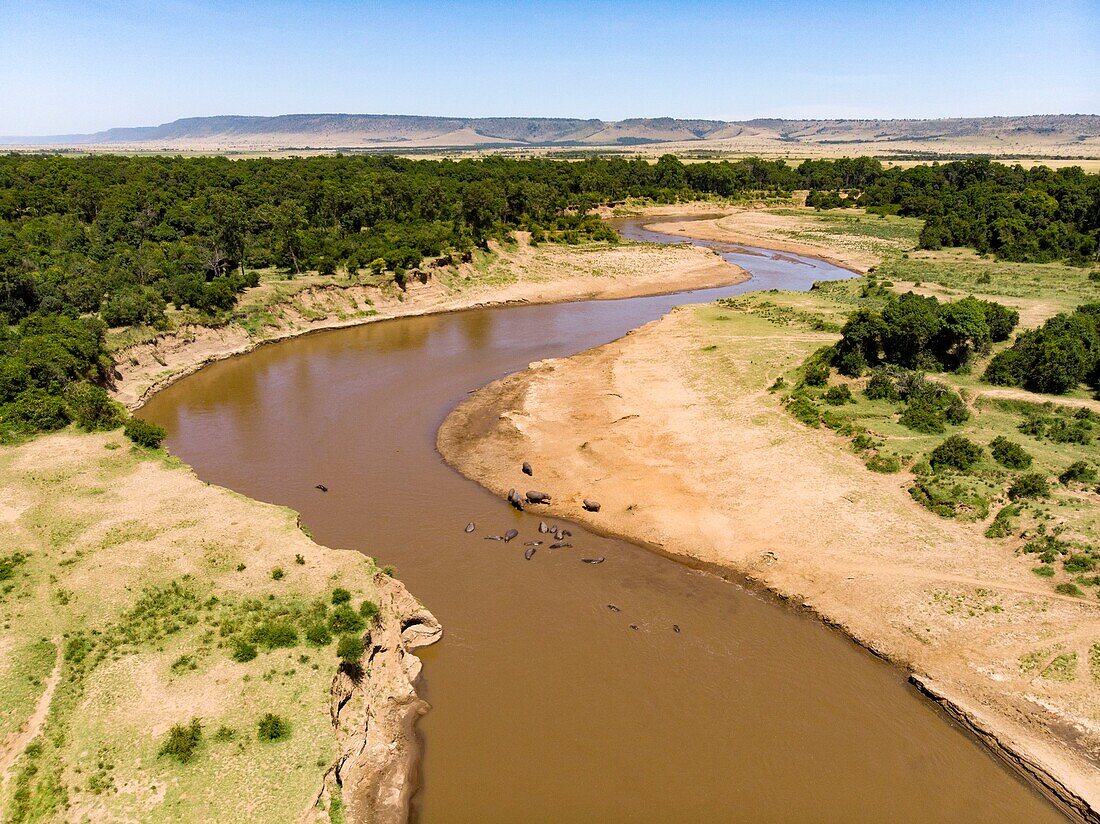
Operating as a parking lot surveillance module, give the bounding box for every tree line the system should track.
[1,152,1098,437]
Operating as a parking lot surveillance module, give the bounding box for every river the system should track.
[140,217,1067,823]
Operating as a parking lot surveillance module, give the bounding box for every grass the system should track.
[689,245,1100,601]
[0,429,388,822]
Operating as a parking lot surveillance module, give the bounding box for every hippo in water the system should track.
[524,547,536,560]
[315,484,328,492]
[582,557,605,564]
[507,489,525,511]
[465,522,476,533]
[503,528,519,542]
[538,521,549,534]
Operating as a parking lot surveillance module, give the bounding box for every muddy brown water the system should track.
[140,218,1068,823]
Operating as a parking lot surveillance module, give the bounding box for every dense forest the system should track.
[1,152,1098,437]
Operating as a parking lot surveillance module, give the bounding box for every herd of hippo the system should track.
[465,460,605,564]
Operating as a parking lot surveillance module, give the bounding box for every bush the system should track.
[989,436,1032,469]
[257,713,291,742]
[1060,461,1096,485]
[929,435,983,472]
[331,588,352,605]
[1,388,71,433]
[898,400,945,434]
[823,384,854,405]
[231,639,257,663]
[336,633,365,664]
[803,361,830,386]
[865,453,901,473]
[786,395,821,427]
[252,620,298,649]
[159,719,202,763]
[1063,553,1096,573]
[124,417,166,447]
[271,567,284,580]
[65,382,123,431]
[1009,473,1050,500]
[358,600,380,620]
[984,504,1020,538]
[305,622,332,646]
[1055,582,1084,597]
[864,368,900,401]
[329,605,364,634]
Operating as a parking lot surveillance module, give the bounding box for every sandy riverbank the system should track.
[436,216,1100,820]
[112,236,740,410]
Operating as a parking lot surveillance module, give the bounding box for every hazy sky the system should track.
[1,0,1098,135]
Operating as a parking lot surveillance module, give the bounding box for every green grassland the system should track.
[0,432,385,822]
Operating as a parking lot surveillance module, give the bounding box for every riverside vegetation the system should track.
[730,205,1100,602]
[2,154,1098,439]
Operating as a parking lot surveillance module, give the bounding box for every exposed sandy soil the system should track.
[112,238,739,410]
[440,306,1100,820]
[0,432,439,822]
[640,208,885,272]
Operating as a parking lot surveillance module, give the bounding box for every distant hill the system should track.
[4,113,1100,157]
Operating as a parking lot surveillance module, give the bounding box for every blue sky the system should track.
[1,0,1097,134]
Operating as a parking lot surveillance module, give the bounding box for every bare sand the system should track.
[439,306,1100,820]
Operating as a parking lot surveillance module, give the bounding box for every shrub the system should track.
[864,368,900,401]
[65,383,123,431]
[865,453,900,473]
[331,588,352,605]
[898,400,945,434]
[159,719,202,763]
[851,434,876,452]
[124,417,166,448]
[358,600,380,620]
[1032,565,1055,578]
[1,388,71,433]
[231,639,257,663]
[294,553,305,565]
[929,435,983,472]
[1063,553,1096,574]
[257,713,290,742]
[329,605,364,634]
[909,480,989,520]
[1060,461,1096,485]
[336,633,365,664]
[984,504,1020,539]
[823,384,854,405]
[305,622,332,646]
[803,361,830,386]
[252,620,298,649]
[989,436,1032,469]
[1055,582,1085,597]
[786,395,821,427]
[271,567,284,580]
[1009,473,1050,500]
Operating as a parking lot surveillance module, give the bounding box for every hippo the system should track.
[549,542,572,549]
[465,522,476,533]
[582,499,601,512]
[526,491,551,504]
[507,490,525,511]
[524,547,536,560]
[503,528,519,542]
[582,557,605,564]
[315,484,328,492]
[522,462,533,476]
[538,521,549,534]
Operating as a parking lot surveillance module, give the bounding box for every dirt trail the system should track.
[0,642,60,788]
[439,307,1100,821]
